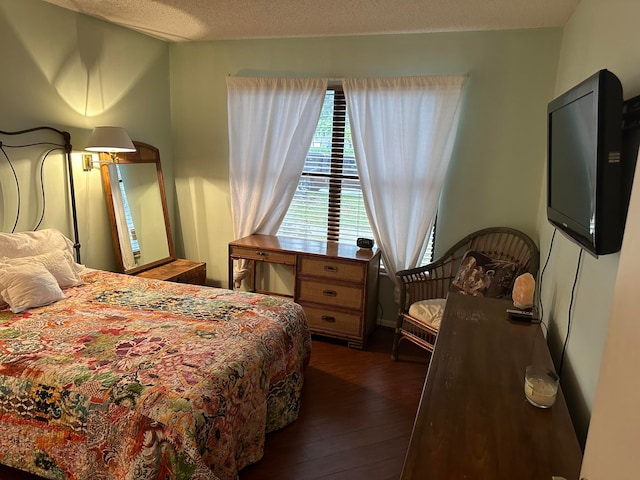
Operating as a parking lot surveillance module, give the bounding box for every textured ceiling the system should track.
[42,0,579,42]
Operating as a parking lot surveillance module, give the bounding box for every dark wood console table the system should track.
[401,293,582,479]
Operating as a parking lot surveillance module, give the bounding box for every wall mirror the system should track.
[100,141,175,274]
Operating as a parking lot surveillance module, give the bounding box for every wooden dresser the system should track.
[135,258,206,285]
[401,293,582,479]
[229,234,381,349]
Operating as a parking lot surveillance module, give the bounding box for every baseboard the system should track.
[377,318,395,329]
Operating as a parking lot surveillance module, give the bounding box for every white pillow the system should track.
[0,228,74,258]
[0,264,64,314]
[0,228,85,274]
[1,250,82,288]
[408,298,447,330]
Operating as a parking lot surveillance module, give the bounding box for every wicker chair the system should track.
[392,227,539,360]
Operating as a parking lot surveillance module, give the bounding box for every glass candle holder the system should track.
[524,365,559,408]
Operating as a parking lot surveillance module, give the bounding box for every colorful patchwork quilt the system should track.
[0,270,311,480]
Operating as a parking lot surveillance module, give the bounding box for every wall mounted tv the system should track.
[547,69,625,257]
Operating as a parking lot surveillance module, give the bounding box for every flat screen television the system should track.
[547,69,624,256]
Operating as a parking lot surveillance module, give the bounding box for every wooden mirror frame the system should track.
[100,141,175,274]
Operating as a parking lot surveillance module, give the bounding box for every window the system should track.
[278,88,372,245]
[116,165,141,258]
[278,87,435,266]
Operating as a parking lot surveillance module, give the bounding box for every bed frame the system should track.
[0,126,81,262]
[0,127,312,480]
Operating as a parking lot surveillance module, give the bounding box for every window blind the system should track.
[278,88,435,267]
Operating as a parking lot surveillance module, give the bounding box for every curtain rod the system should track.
[227,74,469,81]
[226,74,469,89]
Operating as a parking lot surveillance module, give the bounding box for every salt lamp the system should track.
[512,272,535,309]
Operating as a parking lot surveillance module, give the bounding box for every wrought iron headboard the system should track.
[0,126,81,263]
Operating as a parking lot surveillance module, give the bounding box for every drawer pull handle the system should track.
[256,251,266,256]
[323,290,337,297]
[321,315,336,323]
[324,265,338,273]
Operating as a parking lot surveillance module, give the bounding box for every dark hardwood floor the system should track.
[240,327,429,480]
[0,327,429,480]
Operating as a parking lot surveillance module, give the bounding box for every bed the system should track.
[0,128,312,480]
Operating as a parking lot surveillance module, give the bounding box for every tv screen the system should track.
[547,69,624,256]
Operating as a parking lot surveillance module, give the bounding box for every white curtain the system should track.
[343,76,465,294]
[107,164,136,270]
[227,76,327,286]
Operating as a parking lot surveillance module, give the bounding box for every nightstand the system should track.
[135,258,207,285]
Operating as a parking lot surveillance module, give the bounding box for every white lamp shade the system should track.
[85,126,136,153]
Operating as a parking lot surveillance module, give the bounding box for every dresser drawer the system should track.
[297,280,363,309]
[302,305,361,335]
[230,246,295,265]
[298,256,365,282]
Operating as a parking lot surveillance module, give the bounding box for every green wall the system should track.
[11,0,624,454]
[169,30,562,315]
[7,0,640,460]
[0,0,172,271]
[14,0,623,447]
[536,0,640,448]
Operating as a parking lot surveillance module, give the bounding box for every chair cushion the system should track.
[449,250,519,298]
[408,298,447,329]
